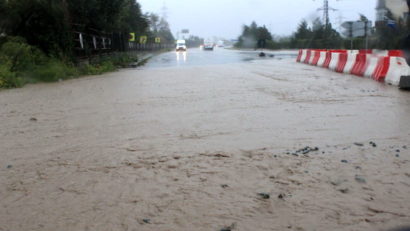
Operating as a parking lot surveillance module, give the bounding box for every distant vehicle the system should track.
[203,42,214,51]
[176,40,187,51]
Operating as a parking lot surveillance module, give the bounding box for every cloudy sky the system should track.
[138,0,376,40]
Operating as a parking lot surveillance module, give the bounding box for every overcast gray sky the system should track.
[138,0,376,39]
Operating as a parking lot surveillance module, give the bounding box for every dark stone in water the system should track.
[142,219,150,224]
[338,188,349,194]
[355,175,366,184]
[258,193,270,199]
[369,141,377,147]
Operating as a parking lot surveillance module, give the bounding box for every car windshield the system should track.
[1,1,410,231]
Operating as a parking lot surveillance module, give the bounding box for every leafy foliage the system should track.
[0,0,148,57]
[290,18,342,49]
[146,13,175,44]
[0,0,160,89]
[236,22,273,49]
[0,36,146,89]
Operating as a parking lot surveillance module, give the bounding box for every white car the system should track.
[176,40,187,51]
[203,43,214,51]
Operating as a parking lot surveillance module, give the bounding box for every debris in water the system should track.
[338,188,349,194]
[220,222,236,231]
[289,146,319,156]
[200,153,230,158]
[355,175,366,184]
[341,160,348,163]
[142,219,151,224]
[258,193,270,199]
[30,117,37,121]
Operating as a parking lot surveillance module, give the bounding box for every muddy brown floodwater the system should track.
[1,49,410,231]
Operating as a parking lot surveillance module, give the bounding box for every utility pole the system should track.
[323,0,329,27]
[364,19,369,49]
[161,1,168,20]
[315,0,339,28]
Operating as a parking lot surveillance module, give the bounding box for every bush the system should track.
[0,37,46,72]
[80,61,116,75]
[0,64,24,88]
[96,53,138,67]
[0,37,143,89]
[31,60,78,82]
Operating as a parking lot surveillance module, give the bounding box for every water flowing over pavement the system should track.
[1,48,410,231]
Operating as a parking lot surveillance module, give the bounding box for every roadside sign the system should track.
[139,36,147,44]
[129,33,135,42]
[155,37,161,43]
[341,21,372,38]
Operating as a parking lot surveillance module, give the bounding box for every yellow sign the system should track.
[139,36,147,44]
[155,37,161,43]
[129,33,135,42]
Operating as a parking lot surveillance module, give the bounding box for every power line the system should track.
[315,0,339,27]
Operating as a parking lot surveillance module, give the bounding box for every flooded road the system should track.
[1,49,410,231]
[144,47,295,68]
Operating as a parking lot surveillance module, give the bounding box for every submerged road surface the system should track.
[1,48,410,231]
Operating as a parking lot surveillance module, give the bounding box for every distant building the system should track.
[376,0,408,23]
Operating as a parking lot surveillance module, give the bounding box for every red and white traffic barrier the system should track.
[296,49,410,87]
[343,51,358,74]
[303,50,312,64]
[372,56,390,81]
[308,50,316,65]
[363,55,381,78]
[299,49,307,63]
[351,54,368,77]
[385,56,410,85]
[310,50,321,65]
[322,51,332,68]
[317,51,327,67]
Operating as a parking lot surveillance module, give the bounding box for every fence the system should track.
[71,30,174,58]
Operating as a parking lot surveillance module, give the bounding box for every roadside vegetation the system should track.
[236,10,410,50]
[0,0,173,89]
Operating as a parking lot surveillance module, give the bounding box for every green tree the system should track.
[236,21,274,49]
[291,20,313,48]
[294,20,312,40]
[146,13,174,44]
[1,0,149,56]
